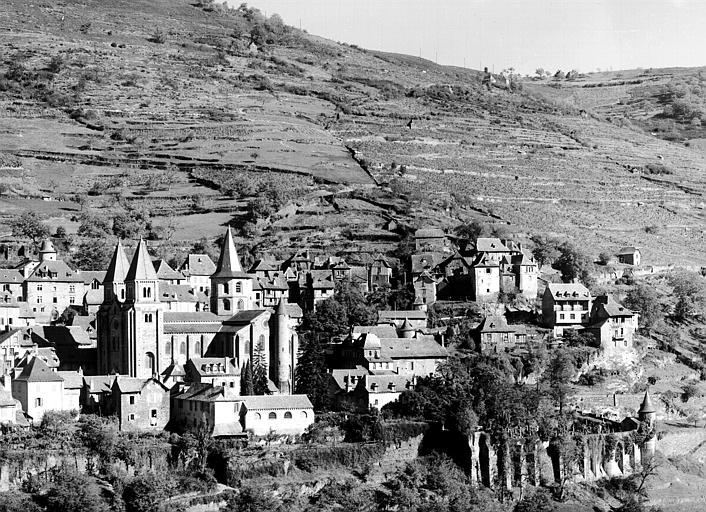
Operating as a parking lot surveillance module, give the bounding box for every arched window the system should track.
[145,352,155,375]
[120,289,125,300]
[284,411,292,419]
[254,412,261,420]
[223,283,229,294]
[164,341,172,355]
[235,282,242,293]
[301,411,308,419]
[180,341,186,355]
[194,341,201,356]
[268,412,277,420]
[237,299,244,311]
[257,335,265,351]
[223,299,231,310]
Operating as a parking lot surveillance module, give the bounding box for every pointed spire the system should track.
[213,227,247,278]
[639,389,656,414]
[276,297,288,316]
[125,239,158,281]
[105,239,130,283]
[400,318,414,332]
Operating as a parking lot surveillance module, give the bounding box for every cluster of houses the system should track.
[0,224,643,434]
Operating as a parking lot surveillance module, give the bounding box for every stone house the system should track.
[350,333,448,377]
[369,255,392,290]
[349,373,414,412]
[615,247,641,266]
[154,260,185,285]
[11,356,65,425]
[159,284,208,312]
[172,382,244,437]
[185,357,240,392]
[542,283,593,337]
[112,376,170,432]
[0,269,24,299]
[81,374,116,414]
[57,369,83,411]
[413,271,437,310]
[473,315,527,353]
[587,295,639,356]
[179,254,216,296]
[240,394,314,436]
[0,387,21,426]
[413,228,448,252]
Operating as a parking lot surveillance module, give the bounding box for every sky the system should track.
[237,0,706,75]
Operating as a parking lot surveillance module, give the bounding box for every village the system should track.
[0,225,650,437]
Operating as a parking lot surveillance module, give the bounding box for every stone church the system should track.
[96,228,300,394]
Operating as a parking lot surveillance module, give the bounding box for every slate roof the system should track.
[411,252,445,274]
[616,247,640,255]
[639,390,656,414]
[154,260,184,281]
[0,269,23,284]
[0,388,16,407]
[329,367,369,391]
[163,312,220,323]
[257,275,288,291]
[104,240,130,283]
[187,357,239,376]
[249,259,278,273]
[15,356,63,383]
[213,228,251,279]
[57,370,84,389]
[476,315,525,334]
[84,288,103,306]
[160,284,206,303]
[40,325,93,346]
[77,271,106,285]
[360,374,413,393]
[181,254,217,276]
[223,310,268,325]
[125,239,158,281]
[83,375,116,394]
[546,283,591,299]
[352,325,398,338]
[161,362,186,378]
[114,376,167,394]
[242,394,313,410]
[379,337,448,359]
[378,310,427,322]
[175,382,240,402]
[26,260,81,282]
[474,237,511,253]
[594,295,634,317]
[306,270,334,289]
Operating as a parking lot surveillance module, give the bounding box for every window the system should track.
[194,341,201,355]
[284,411,292,419]
[128,414,135,421]
[223,299,231,310]
[35,398,43,407]
[301,411,308,419]
[236,282,242,293]
[254,413,261,420]
[144,313,153,322]
[223,283,229,294]
[559,314,565,320]
[486,268,491,274]
[165,341,172,355]
[569,314,575,320]
[180,341,186,355]
[69,285,75,293]
[53,297,57,303]
[37,285,43,291]
[37,296,42,304]
[129,396,135,405]
[121,289,125,300]
[268,412,277,420]
[237,299,244,310]
[69,297,75,304]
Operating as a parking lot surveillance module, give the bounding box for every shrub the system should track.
[148,28,166,44]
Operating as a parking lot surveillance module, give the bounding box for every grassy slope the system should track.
[0,0,704,265]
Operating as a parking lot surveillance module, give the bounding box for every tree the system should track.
[252,342,269,395]
[669,271,706,320]
[543,349,574,413]
[225,485,281,512]
[10,212,49,243]
[303,298,348,337]
[0,492,42,512]
[334,281,376,327]
[534,68,546,79]
[112,211,144,239]
[44,471,106,512]
[79,415,118,463]
[241,360,254,395]
[294,333,328,410]
[553,242,594,284]
[530,235,560,269]
[454,220,487,242]
[71,238,113,271]
[123,473,173,512]
[623,283,663,334]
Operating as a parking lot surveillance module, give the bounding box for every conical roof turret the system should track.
[213,227,249,278]
[400,318,414,332]
[125,239,158,281]
[39,239,56,254]
[105,239,131,283]
[276,297,288,316]
[638,389,656,415]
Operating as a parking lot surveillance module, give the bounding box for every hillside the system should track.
[0,0,705,266]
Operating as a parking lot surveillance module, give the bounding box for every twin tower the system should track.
[96,228,298,394]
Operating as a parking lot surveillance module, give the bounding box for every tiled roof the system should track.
[242,394,313,410]
[547,283,591,298]
[476,315,514,333]
[329,368,369,390]
[77,271,106,285]
[83,288,103,305]
[57,370,84,389]
[40,325,93,346]
[616,247,640,255]
[175,382,240,402]
[104,240,130,283]
[223,310,268,325]
[257,276,288,291]
[26,260,82,282]
[379,336,448,359]
[474,238,511,253]
[378,310,427,321]
[125,239,158,281]
[83,375,116,393]
[154,260,184,281]
[360,374,413,393]
[353,325,398,338]
[164,323,222,334]
[114,376,167,394]
[15,356,63,382]
[182,254,217,276]
[187,357,239,376]
[163,312,220,323]
[160,284,205,303]
[161,362,186,378]
[249,259,278,272]
[0,388,16,407]
[411,252,445,274]
[306,270,334,289]
[0,269,23,284]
